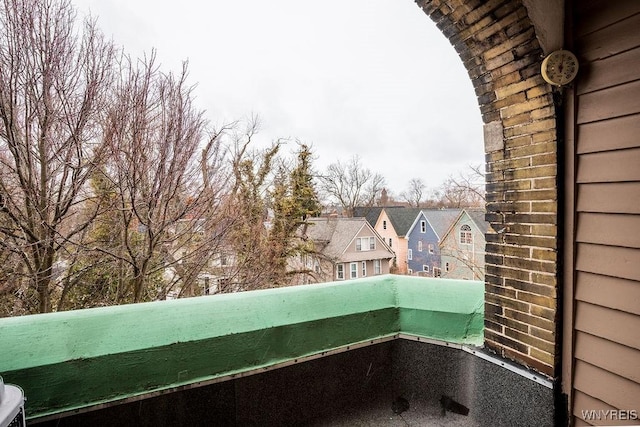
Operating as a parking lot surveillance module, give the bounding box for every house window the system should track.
[362,261,367,277]
[383,220,387,230]
[374,259,381,275]
[418,241,423,252]
[423,265,429,272]
[337,264,344,280]
[388,238,392,247]
[428,243,434,254]
[350,262,358,279]
[445,262,450,272]
[408,249,413,260]
[408,268,413,275]
[460,224,472,244]
[434,267,441,277]
[356,237,375,251]
[420,220,427,233]
[219,277,231,292]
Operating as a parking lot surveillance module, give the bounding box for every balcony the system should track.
[0,275,553,426]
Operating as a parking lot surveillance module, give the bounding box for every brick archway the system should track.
[415,0,558,377]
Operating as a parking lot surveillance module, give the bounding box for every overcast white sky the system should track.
[72,0,484,194]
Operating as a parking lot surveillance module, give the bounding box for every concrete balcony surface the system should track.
[0,275,553,426]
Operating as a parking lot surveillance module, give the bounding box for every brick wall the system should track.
[415,0,558,377]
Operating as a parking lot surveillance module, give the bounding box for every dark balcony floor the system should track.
[35,339,552,427]
[311,399,478,426]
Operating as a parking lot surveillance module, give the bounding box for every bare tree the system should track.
[431,164,485,208]
[0,0,115,313]
[400,178,426,207]
[319,155,386,217]
[95,53,230,303]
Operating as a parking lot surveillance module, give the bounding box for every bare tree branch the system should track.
[400,178,426,207]
[0,0,115,313]
[318,155,386,216]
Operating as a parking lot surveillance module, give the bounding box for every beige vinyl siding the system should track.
[568,1,640,424]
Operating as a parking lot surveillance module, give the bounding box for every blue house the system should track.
[406,209,460,276]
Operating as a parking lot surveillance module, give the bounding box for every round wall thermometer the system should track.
[541,49,579,86]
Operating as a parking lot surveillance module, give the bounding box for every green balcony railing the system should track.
[0,275,483,420]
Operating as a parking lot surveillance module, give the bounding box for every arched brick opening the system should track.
[415,0,558,377]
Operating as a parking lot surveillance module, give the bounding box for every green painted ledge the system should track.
[0,275,483,420]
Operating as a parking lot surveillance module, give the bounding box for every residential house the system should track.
[164,218,239,297]
[439,209,490,281]
[4,4,639,425]
[302,217,394,283]
[371,207,422,274]
[406,209,461,276]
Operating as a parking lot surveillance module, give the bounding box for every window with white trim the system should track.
[428,243,434,254]
[408,249,412,260]
[418,241,423,252]
[388,238,392,247]
[362,261,367,277]
[374,259,381,275]
[420,220,427,233]
[445,262,450,272]
[350,262,358,279]
[337,264,344,280]
[383,220,387,230]
[460,224,472,244]
[434,267,441,277]
[356,237,376,251]
[423,265,429,272]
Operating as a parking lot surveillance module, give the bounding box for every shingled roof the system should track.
[383,207,422,237]
[352,206,384,228]
[303,217,393,262]
[421,209,463,239]
[466,208,492,233]
[439,208,493,244]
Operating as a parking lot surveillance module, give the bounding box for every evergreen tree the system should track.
[267,143,321,285]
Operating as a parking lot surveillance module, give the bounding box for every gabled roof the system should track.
[418,209,462,239]
[383,207,423,237]
[466,208,492,233]
[352,206,384,228]
[304,217,394,262]
[439,208,493,244]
